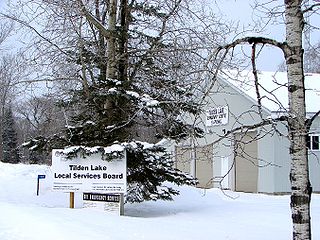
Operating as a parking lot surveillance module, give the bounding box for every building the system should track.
[174,71,320,193]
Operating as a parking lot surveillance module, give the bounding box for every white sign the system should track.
[83,193,121,215]
[52,149,126,193]
[206,106,229,127]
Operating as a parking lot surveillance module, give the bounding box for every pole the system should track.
[36,178,40,196]
[190,137,197,179]
[36,175,45,196]
[70,192,75,208]
[120,193,124,216]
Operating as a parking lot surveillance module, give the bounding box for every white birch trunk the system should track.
[284,1,312,239]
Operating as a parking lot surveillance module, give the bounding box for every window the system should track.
[307,135,320,150]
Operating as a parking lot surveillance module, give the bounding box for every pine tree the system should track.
[1,106,20,164]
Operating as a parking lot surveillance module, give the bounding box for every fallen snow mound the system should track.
[0,162,319,240]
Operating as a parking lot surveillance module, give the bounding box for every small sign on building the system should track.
[206,106,229,127]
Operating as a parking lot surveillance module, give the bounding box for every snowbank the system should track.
[0,162,319,240]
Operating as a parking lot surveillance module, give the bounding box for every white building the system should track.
[174,71,320,193]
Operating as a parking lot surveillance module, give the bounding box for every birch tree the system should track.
[213,1,320,239]
[285,2,311,239]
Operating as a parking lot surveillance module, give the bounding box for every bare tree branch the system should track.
[1,13,70,57]
[75,0,110,38]
[302,3,320,14]
[211,115,288,146]
[217,36,288,53]
[0,22,13,46]
[251,43,263,117]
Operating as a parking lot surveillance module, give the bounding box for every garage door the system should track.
[196,144,214,188]
[175,146,191,173]
[175,144,213,188]
[234,131,258,192]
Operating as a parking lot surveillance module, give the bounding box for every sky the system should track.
[213,0,320,71]
[215,0,284,71]
[1,0,319,71]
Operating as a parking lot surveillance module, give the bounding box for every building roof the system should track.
[219,70,320,113]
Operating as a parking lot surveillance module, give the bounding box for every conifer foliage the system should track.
[24,0,207,202]
[1,106,20,163]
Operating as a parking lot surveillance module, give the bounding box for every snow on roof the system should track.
[219,70,320,113]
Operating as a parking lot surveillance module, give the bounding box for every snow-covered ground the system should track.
[1,162,319,240]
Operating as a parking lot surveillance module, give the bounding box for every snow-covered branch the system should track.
[217,36,287,53]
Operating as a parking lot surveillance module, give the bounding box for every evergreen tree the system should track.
[23,0,211,202]
[1,106,20,163]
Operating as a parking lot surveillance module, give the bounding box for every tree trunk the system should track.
[107,0,118,80]
[284,1,312,239]
[118,0,129,86]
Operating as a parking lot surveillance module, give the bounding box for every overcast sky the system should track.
[1,0,319,72]
[214,0,320,71]
[0,0,8,12]
[216,0,285,71]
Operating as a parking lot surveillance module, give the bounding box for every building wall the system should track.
[309,153,320,192]
[174,77,320,193]
[273,124,291,193]
[201,79,274,192]
[308,116,320,192]
[175,78,274,191]
[269,120,320,193]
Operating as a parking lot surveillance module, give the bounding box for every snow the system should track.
[1,162,320,240]
[125,90,160,107]
[126,91,140,98]
[61,144,125,155]
[61,141,166,155]
[140,94,160,107]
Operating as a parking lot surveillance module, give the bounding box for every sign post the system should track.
[120,193,124,216]
[70,192,75,209]
[36,174,46,196]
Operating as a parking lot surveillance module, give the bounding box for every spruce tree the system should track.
[1,106,20,164]
[24,0,205,202]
